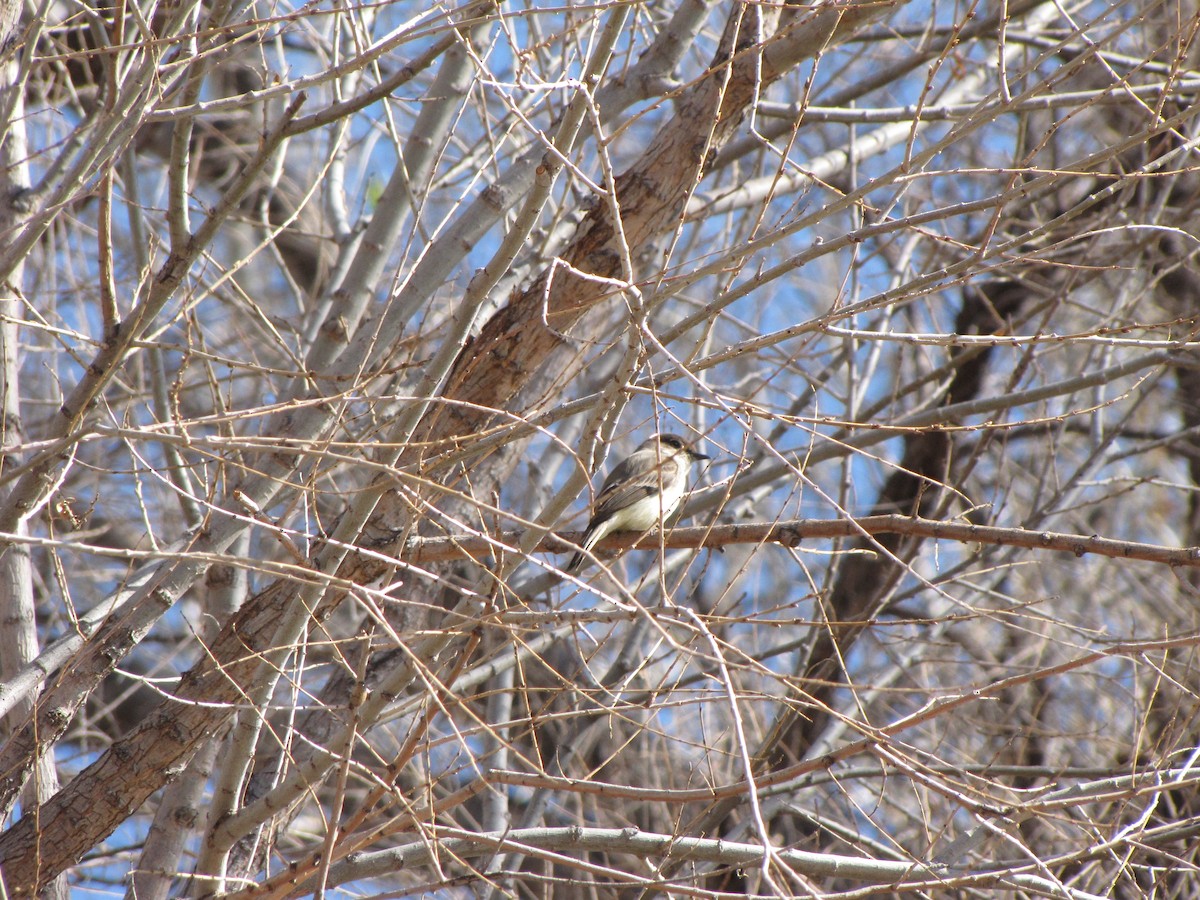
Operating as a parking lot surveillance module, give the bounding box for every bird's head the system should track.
[647,433,710,462]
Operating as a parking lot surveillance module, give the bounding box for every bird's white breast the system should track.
[611,459,687,532]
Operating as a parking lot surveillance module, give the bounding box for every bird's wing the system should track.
[590,451,680,523]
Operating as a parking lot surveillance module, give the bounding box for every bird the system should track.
[567,433,709,572]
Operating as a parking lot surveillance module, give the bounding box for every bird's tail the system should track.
[566,521,601,572]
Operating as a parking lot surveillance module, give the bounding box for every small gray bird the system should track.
[567,433,709,572]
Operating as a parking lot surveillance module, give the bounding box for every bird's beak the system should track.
[691,449,710,461]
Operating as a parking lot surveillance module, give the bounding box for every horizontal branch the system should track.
[404,515,1200,569]
[321,825,947,890]
[314,824,1109,898]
